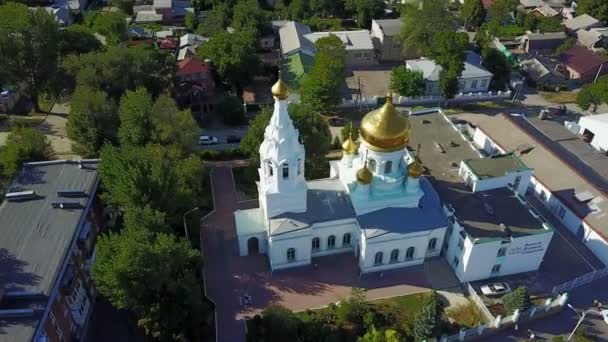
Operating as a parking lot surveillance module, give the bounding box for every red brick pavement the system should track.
[201,167,432,342]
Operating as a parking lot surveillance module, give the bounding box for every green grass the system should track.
[539,91,578,104]
[10,115,46,127]
[446,300,486,329]
[370,291,431,322]
[453,101,516,112]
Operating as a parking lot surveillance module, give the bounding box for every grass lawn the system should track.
[232,166,258,200]
[540,91,578,104]
[446,300,486,329]
[451,101,516,112]
[369,291,431,323]
[10,114,46,127]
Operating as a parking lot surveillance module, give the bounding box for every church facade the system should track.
[234,78,448,273]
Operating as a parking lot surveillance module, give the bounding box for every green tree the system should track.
[0,3,60,112]
[487,0,518,24]
[310,0,344,18]
[118,88,153,146]
[345,0,385,28]
[503,286,532,314]
[341,122,359,142]
[93,226,212,341]
[400,0,457,57]
[240,106,272,160]
[184,12,199,32]
[439,66,461,99]
[84,11,128,45]
[149,95,198,152]
[429,31,469,71]
[217,96,245,126]
[576,83,605,112]
[0,127,53,177]
[58,24,103,56]
[482,48,511,90]
[336,288,370,329]
[358,325,383,342]
[232,0,268,35]
[198,31,260,87]
[576,0,608,23]
[413,291,445,341]
[274,0,289,19]
[196,2,231,36]
[461,0,485,29]
[556,37,577,55]
[67,85,118,157]
[287,0,308,20]
[110,0,135,14]
[260,305,301,340]
[390,66,425,97]
[123,205,171,233]
[300,34,346,112]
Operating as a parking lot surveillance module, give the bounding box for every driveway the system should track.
[201,166,444,342]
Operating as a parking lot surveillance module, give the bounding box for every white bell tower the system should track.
[258,77,307,221]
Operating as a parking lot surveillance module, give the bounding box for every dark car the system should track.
[547,106,567,116]
[226,135,241,144]
[328,116,348,127]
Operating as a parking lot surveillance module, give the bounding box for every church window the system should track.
[287,248,296,262]
[282,163,289,179]
[368,159,377,172]
[312,238,320,251]
[390,249,399,263]
[267,161,273,176]
[428,238,437,251]
[342,233,351,246]
[374,252,384,265]
[384,161,392,174]
[406,247,415,260]
[297,158,302,175]
[327,235,336,249]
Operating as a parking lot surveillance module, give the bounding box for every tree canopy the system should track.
[118,88,153,147]
[482,48,511,90]
[0,126,53,177]
[0,3,60,111]
[58,24,104,56]
[390,66,425,97]
[196,2,231,36]
[576,82,608,112]
[487,0,518,24]
[461,0,486,29]
[412,291,445,341]
[232,0,268,36]
[400,0,457,58]
[503,286,532,314]
[576,0,608,24]
[84,11,128,45]
[345,0,385,28]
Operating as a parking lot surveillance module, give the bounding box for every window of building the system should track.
[513,175,522,190]
[297,158,302,175]
[384,161,392,174]
[343,233,351,246]
[312,238,320,251]
[390,249,399,263]
[480,79,487,88]
[539,190,547,201]
[374,252,384,265]
[453,256,459,266]
[282,163,289,179]
[458,237,464,250]
[491,264,501,273]
[327,235,336,249]
[558,206,566,219]
[497,247,507,257]
[267,161,273,176]
[287,248,296,262]
[368,159,377,172]
[471,80,478,89]
[428,238,438,251]
[406,247,415,260]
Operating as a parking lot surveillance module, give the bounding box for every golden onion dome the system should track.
[359,94,410,152]
[356,163,373,184]
[271,74,289,100]
[342,132,358,155]
[408,155,424,178]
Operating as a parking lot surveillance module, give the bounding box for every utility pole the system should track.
[567,304,602,341]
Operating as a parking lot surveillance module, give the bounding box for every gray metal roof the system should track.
[279,21,313,55]
[269,178,355,236]
[304,30,374,51]
[407,52,493,82]
[564,14,601,31]
[0,160,99,342]
[527,31,567,41]
[357,178,447,239]
[373,19,402,37]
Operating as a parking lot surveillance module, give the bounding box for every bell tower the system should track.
[258,76,307,221]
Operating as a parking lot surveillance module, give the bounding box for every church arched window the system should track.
[384,161,393,174]
[374,251,384,265]
[342,233,351,246]
[312,238,320,251]
[406,247,415,260]
[327,235,336,249]
[390,249,399,263]
[369,159,377,172]
[267,161,273,176]
[282,163,289,179]
[297,158,302,175]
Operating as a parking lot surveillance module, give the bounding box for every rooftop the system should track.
[526,31,567,41]
[0,160,99,341]
[279,21,314,55]
[304,30,374,51]
[406,52,493,82]
[560,46,607,74]
[373,18,402,37]
[464,153,530,179]
[563,14,601,31]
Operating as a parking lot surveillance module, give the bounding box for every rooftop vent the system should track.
[57,190,87,198]
[574,190,595,203]
[5,190,37,202]
[52,202,82,209]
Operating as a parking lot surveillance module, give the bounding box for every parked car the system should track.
[328,116,347,127]
[199,135,219,145]
[480,283,511,297]
[545,106,567,116]
[226,135,241,144]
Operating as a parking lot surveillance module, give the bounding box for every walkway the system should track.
[201,167,441,342]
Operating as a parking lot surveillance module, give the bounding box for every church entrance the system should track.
[247,237,259,255]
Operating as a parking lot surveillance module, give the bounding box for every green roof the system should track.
[464,153,531,180]
[281,52,315,88]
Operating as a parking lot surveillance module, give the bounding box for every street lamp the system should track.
[183,207,200,242]
[566,304,602,341]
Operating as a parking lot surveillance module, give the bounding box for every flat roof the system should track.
[408,112,547,240]
[0,160,99,342]
[373,18,402,37]
[304,30,374,51]
[464,153,530,179]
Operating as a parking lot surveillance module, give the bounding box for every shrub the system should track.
[198,148,246,161]
[502,286,532,314]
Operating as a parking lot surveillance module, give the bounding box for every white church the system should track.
[234,78,448,273]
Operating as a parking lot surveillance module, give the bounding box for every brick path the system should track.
[201,167,436,342]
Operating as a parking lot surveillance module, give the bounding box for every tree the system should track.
[260,305,301,340]
[110,0,135,14]
[429,31,469,71]
[461,0,485,29]
[439,66,461,99]
[336,288,370,329]
[196,2,231,36]
[149,95,198,152]
[412,291,445,341]
[576,0,608,24]
[400,0,457,57]
[217,96,245,126]
[118,88,153,146]
[503,286,532,314]
[390,66,425,97]
[341,122,359,142]
[232,0,268,35]
[482,48,511,90]
[300,34,346,112]
[58,24,103,56]
[310,0,344,18]
[84,11,128,45]
[556,37,577,55]
[184,12,199,32]
[198,31,260,87]
[487,0,518,24]
[123,205,171,234]
[0,127,53,177]
[67,85,118,157]
[287,0,307,20]
[576,83,605,112]
[345,0,385,28]
[240,106,272,160]
[0,3,60,112]
[93,226,212,341]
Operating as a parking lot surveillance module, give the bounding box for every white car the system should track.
[480,283,511,297]
[198,135,219,145]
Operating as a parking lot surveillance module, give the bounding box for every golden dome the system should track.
[356,163,373,184]
[342,130,358,155]
[359,94,410,152]
[271,74,289,100]
[408,149,424,178]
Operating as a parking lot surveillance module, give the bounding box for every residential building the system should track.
[281,52,314,88]
[523,31,567,53]
[176,57,213,90]
[559,46,608,82]
[370,19,412,62]
[405,52,493,96]
[563,14,603,34]
[42,6,72,26]
[178,33,207,61]
[578,113,608,153]
[279,21,314,57]
[577,28,608,51]
[529,4,559,17]
[519,55,567,86]
[133,0,193,24]
[0,160,104,342]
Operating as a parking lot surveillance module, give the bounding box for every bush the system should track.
[217,96,245,126]
[502,286,532,314]
[0,114,8,122]
[198,148,246,161]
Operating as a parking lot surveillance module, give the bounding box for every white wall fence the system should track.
[338,90,512,109]
[464,282,495,322]
[552,267,608,294]
[439,292,569,342]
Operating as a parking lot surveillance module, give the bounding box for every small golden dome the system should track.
[356,163,373,184]
[342,131,358,155]
[271,74,289,100]
[359,94,410,152]
[408,153,424,178]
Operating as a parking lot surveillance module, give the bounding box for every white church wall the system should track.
[310,220,359,257]
[269,229,312,270]
[238,232,268,256]
[263,190,307,219]
[358,145,407,177]
[583,223,608,266]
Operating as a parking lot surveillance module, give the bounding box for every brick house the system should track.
[176,57,214,90]
[0,160,107,342]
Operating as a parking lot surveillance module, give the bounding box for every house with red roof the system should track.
[559,46,608,82]
[158,37,177,52]
[176,56,214,89]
